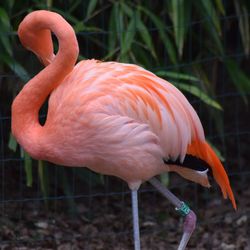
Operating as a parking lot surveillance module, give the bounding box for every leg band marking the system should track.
[175,201,190,217]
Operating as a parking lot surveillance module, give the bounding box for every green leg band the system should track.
[175,201,190,217]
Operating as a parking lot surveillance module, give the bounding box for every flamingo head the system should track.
[18,15,55,66]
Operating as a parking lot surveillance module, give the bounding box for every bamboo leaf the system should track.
[38,160,49,206]
[225,59,250,104]
[133,43,152,67]
[214,0,225,16]
[170,0,190,57]
[0,35,12,56]
[108,4,118,54]
[156,70,222,109]
[156,70,199,82]
[234,0,250,55]
[194,1,224,54]
[173,82,223,110]
[113,2,125,59]
[51,7,80,24]
[86,0,98,19]
[200,0,222,35]
[68,0,82,13]
[0,7,10,28]
[24,151,33,187]
[3,55,30,82]
[120,2,133,17]
[136,11,157,60]
[121,14,136,56]
[102,47,119,61]
[193,64,224,134]
[192,64,214,92]
[139,5,177,64]
[0,7,12,55]
[46,0,52,9]
[5,0,15,10]
[8,133,17,152]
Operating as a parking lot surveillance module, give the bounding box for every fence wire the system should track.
[0,4,250,249]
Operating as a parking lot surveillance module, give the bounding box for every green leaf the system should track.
[120,2,133,17]
[46,0,53,9]
[102,47,119,61]
[73,21,85,33]
[0,7,11,29]
[3,55,30,82]
[51,7,80,24]
[121,14,136,56]
[108,4,117,54]
[0,35,12,56]
[113,2,125,53]
[192,65,224,135]
[156,70,199,82]
[173,82,223,110]
[24,151,33,187]
[8,133,17,152]
[225,59,250,104]
[5,0,15,10]
[214,0,225,15]
[170,0,191,57]
[116,2,124,37]
[68,0,82,13]
[86,0,98,19]
[160,173,169,186]
[194,1,224,54]
[133,43,152,67]
[0,7,12,55]
[156,70,222,110]
[136,11,157,60]
[192,64,210,88]
[234,0,250,55]
[139,5,177,64]
[200,0,222,35]
[38,160,49,205]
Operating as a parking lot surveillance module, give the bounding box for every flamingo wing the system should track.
[47,59,236,208]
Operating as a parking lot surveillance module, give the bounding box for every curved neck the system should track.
[11,11,79,158]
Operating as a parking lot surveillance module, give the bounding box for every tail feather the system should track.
[187,140,237,210]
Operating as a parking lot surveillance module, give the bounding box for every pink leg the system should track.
[149,178,196,250]
[177,209,196,250]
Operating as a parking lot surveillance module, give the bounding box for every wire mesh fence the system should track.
[0,1,250,249]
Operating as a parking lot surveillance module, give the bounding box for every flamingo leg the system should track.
[131,189,141,250]
[149,177,196,250]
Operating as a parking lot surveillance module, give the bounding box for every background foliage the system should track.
[0,0,250,212]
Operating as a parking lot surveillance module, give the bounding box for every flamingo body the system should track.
[40,59,207,187]
[12,11,236,208]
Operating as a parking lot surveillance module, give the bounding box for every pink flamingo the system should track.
[12,10,236,250]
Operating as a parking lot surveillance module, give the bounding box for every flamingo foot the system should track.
[177,208,196,250]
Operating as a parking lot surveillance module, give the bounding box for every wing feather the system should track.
[49,60,205,160]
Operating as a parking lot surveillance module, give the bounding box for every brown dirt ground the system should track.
[0,175,249,250]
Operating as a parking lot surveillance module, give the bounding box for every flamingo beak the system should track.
[37,54,56,66]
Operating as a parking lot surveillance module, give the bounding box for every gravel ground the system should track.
[0,176,249,250]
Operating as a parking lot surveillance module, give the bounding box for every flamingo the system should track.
[12,10,236,250]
